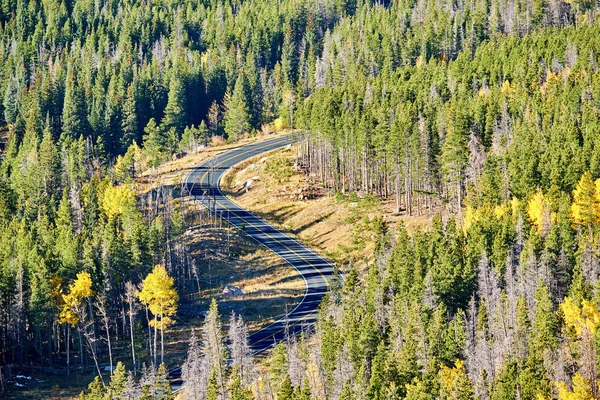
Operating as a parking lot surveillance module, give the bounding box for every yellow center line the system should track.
[194,137,332,288]
[188,136,332,346]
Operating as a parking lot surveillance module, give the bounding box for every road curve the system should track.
[184,134,334,354]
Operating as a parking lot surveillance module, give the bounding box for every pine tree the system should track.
[155,363,174,400]
[281,23,297,87]
[39,119,59,195]
[529,282,558,358]
[202,299,227,398]
[142,118,164,169]
[55,189,78,274]
[440,104,469,212]
[162,76,187,135]
[108,362,128,398]
[121,83,139,153]
[278,375,294,400]
[571,172,600,233]
[61,66,87,142]
[228,366,254,400]
[224,75,250,141]
[207,369,219,400]
[367,342,387,400]
[81,376,105,400]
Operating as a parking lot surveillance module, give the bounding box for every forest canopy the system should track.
[2,0,600,398]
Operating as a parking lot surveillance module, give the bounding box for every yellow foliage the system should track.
[555,373,596,400]
[200,51,209,66]
[571,172,600,228]
[50,276,64,307]
[405,378,430,400]
[463,206,477,233]
[527,189,553,234]
[137,265,178,329]
[59,272,95,328]
[102,183,136,219]
[494,204,508,219]
[510,197,521,220]
[67,271,94,299]
[272,117,288,131]
[560,297,600,338]
[439,360,474,400]
[415,55,425,68]
[500,80,513,95]
[542,71,559,92]
[463,203,510,234]
[440,360,467,387]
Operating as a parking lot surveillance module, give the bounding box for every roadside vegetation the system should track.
[2,0,600,395]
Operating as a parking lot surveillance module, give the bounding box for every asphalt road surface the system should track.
[184,134,334,353]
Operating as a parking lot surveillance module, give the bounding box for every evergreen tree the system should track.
[61,66,87,142]
[142,118,164,169]
[155,363,174,400]
[224,75,250,141]
[277,375,294,400]
[121,83,139,153]
[162,76,187,135]
[108,362,128,399]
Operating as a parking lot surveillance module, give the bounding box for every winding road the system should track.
[184,134,334,353]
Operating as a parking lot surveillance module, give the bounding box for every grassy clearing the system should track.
[221,146,434,268]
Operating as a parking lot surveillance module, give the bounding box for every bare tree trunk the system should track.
[81,324,105,386]
[125,282,138,374]
[154,321,158,366]
[66,326,70,376]
[160,313,164,365]
[97,296,113,374]
[78,329,83,369]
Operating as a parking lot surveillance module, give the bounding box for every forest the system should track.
[1,0,600,397]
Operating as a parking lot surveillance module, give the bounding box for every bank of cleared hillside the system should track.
[136,131,306,331]
[221,144,435,267]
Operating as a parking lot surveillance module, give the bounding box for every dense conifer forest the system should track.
[2,0,600,397]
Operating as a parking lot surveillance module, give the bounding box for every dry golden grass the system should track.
[221,146,435,268]
[135,131,294,195]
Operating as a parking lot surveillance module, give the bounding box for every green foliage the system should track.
[2,0,600,396]
[224,75,251,141]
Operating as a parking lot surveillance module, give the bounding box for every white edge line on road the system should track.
[183,136,314,354]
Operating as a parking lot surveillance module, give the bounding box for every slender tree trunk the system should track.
[66,326,70,376]
[129,304,136,374]
[153,321,158,366]
[160,312,164,365]
[78,329,83,369]
[82,326,105,387]
[105,319,113,374]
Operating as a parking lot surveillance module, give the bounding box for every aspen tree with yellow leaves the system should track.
[57,272,100,380]
[571,172,600,234]
[527,189,553,237]
[554,373,597,400]
[10,0,600,395]
[560,297,600,397]
[438,360,475,400]
[137,265,179,365]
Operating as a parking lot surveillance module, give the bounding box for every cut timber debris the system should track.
[222,285,244,297]
[276,185,326,200]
